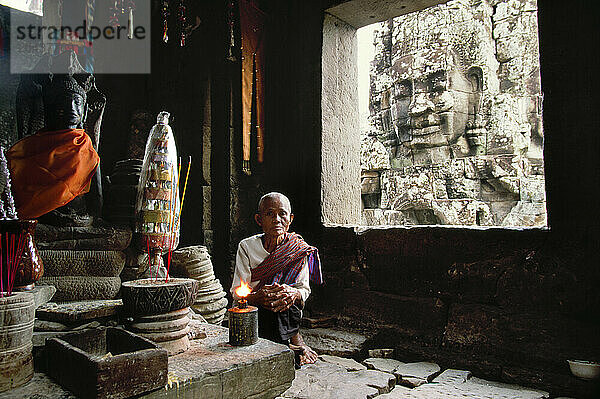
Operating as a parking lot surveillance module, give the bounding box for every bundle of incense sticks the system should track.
[164,156,191,281]
[0,231,26,297]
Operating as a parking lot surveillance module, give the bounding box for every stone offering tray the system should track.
[121,278,198,316]
[45,327,168,399]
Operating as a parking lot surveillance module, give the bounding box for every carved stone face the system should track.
[390,49,482,164]
[42,75,87,131]
[55,91,86,129]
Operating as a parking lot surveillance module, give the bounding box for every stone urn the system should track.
[121,278,198,355]
[0,291,35,392]
[0,219,43,291]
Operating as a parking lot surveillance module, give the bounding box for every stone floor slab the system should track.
[363,357,405,374]
[433,368,472,384]
[281,360,395,399]
[301,328,370,358]
[394,361,441,387]
[320,354,367,371]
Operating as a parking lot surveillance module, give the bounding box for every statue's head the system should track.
[42,74,90,130]
[389,48,485,164]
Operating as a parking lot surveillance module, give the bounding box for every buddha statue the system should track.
[14,51,105,226]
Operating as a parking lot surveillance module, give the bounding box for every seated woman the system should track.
[231,192,321,366]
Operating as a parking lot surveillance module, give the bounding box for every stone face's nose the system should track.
[408,93,435,117]
[409,93,440,128]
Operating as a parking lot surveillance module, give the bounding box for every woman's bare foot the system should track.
[289,332,318,365]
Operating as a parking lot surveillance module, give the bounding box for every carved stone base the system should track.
[38,276,121,301]
[36,245,126,302]
[35,223,132,251]
[0,292,35,392]
[40,250,125,277]
[127,308,191,355]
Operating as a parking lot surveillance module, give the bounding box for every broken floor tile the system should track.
[432,368,472,384]
[319,354,367,371]
[345,369,396,394]
[301,328,370,358]
[399,375,428,388]
[363,357,405,374]
[375,384,415,398]
[410,379,549,398]
[466,377,549,398]
[394,361,441,381]
[282,360,393,399]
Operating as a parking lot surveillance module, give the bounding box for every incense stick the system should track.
[174,156,192,233]
[165,159,181,282]
[0,230,26,296]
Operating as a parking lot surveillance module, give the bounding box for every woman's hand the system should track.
[248,283,301,312]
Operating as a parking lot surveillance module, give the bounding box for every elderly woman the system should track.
[231,192,320,366]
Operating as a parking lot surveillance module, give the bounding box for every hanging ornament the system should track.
[227,0,236,61]
[162,0,169,43]
[127,0,136,39]
[109,0,120,27]
[178,0,186,47]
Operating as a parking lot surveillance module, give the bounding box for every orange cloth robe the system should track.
[6,129,99,219]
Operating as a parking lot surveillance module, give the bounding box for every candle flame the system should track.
[235,280,251,298]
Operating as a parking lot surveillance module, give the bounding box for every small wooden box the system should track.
[46,327,168,399]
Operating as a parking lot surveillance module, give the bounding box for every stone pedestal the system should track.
[34,224,131,302]
[0,292,35,393]
[121,278,198,355]
[128,308,191,355]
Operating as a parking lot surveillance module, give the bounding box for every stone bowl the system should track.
[121,278,198,316]
[567,360,600,380]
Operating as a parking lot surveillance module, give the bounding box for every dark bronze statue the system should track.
[15,51,105,225]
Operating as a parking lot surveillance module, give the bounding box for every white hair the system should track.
[257,192,291,213]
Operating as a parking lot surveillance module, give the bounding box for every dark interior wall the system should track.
[256,0,600,397]
[96,0,218,247]
[93,0,235,285]
[261,1,324,239]
[538,1,600,241]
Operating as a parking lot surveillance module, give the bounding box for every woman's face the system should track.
[255,197,294,238]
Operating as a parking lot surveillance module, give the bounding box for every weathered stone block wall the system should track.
[362,0,546,227]
[321,13,361,225]
[309,225,600,397]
